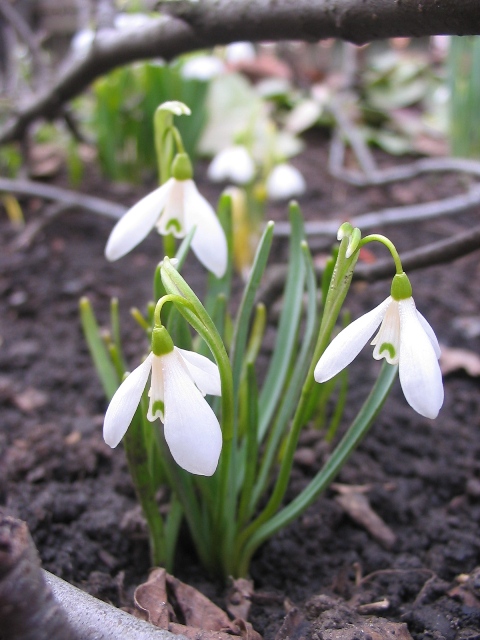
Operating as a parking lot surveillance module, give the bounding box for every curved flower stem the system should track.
[153,293,195,327]
[358,234,403,274]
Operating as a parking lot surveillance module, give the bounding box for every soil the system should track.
[1,135,480,639]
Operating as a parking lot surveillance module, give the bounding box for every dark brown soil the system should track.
[1,137,480,639]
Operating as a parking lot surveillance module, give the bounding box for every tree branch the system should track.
[2,0,480,144]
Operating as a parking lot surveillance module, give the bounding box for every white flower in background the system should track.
[314,274,444,419]
[103,328,222,476]
[266,163,306,200]
[225,42,256,64]
[105,156,227,278]
[207,145,256,185]
[181,55,226,81]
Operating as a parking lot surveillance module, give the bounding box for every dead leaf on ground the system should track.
[166,573,233,631]
[440,345,480,377]
[227,577,255,620]
[134,568,170,628]
[133,570,262,639]
[333,484,397,549]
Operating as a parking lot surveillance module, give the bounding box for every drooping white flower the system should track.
[181,55,226,80]
[266,163,306,200]
[314,274,443,419]
[207,145,255,185]
[105,165,227,278]
[103,327,222,476]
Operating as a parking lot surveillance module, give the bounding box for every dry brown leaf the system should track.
[134,568,170,628]
[334,488,397,549]
[226,577,255,621]
[169,621,239,639]
[440,346,480,377]
[166,574,233,632]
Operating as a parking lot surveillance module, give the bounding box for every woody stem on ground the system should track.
[0,510,79,640]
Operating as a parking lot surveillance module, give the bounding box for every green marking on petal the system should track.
[151,399,164,417]
[379,342,396,359]
[166,218,182,234]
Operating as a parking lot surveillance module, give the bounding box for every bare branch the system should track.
[0,0,47,89]
[2,0,480,143]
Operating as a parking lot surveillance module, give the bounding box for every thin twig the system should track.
[0,176,126,219]
[2,0,480,143]
[258,224,480,307]
[0,0,47,90]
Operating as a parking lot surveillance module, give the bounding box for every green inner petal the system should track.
[151,399,164,417]
[166,218,182,233]
[379,342,396,359]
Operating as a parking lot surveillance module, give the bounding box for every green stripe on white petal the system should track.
[314,297,391,383]
[398,299,444,419]
[103,353,153,447]
[371,300,400,365]
[417,310,441,359]
[176,348,221,396]
[183,180,228,278]
[155,179,187,238]
[105,183,171,261]
[162,351,222,476]
[147,355,165,422]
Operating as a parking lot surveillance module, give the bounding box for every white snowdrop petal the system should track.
[105,182,172,261]
[183,181,228,278]
[147,356,165,422]
[314,297,391,383]
[398,299,444,419]
[156,179,187,238]
[177,348,222,396]
[207,146,255,185]
[103,353,153,447]
[266,163,306,200]
[162,352,222,476]
[417,310,441,359]
[371,300,401,365]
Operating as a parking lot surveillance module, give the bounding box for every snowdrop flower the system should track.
[266,163,306,200]
[181,55,226,80]
[225,42,256,64]
[104,327,222,476]
[105,153,227,278]
[314,273,444,419]
[207,145,255,185]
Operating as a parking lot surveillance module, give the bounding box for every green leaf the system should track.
[79,297,119,400]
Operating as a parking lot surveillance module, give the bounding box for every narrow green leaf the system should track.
[79,297,119,400]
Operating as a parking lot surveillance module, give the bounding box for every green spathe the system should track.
[151,326,174,356]
[391,272,412,301]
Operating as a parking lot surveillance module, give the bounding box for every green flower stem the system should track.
[123,409,166,567]
[358,234,403,274]
[236,362,398,577]
[236,236,358,553]
[160,259,235,572]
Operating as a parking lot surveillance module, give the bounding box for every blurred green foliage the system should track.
[449,36,480,158]
[91,62,209,181]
